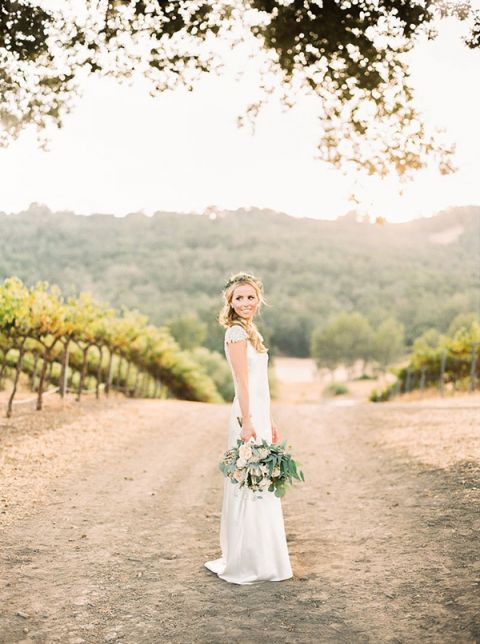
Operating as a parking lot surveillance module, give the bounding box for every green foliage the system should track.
[371,317,405,370]
[246,0,465,178]
[219,438,304,498]
[0,277,222,409]
[369,384,396,402]
[191,346,234,402]
[0,277,32,338]
[0,205,477,359]
[0,1,220,147]
[411,328,442,364]
[311,311,374,370]
[447,312,480,338]
[323,382,350,397]
[2,2,477,175]
[167,313,207,351]
[371,316,480,400]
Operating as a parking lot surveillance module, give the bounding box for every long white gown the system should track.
[204,324,293,585]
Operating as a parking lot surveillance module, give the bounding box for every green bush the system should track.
[323,382,349,396]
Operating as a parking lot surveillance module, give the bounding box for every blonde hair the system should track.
[218,272,268,353]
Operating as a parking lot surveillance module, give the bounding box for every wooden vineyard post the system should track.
[96,346,103,399]
[419,367,426,399]
[439,350,447,398]
[470,343,479,393]
[59,342,69,398]
[105,349,114,396]
[405,368,412,394]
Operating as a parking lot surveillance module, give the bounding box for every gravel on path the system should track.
[1,397,479,643]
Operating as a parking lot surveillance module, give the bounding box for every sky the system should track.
[0,10,479,222]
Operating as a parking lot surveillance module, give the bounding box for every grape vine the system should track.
[0,277,221,417]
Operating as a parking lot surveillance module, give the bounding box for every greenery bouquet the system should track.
[219,430,304,498]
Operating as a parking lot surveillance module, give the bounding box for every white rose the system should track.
[236,457,247,469]
[239,444,253,461]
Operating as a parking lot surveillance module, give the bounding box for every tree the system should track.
[371,317,405,373]
[167,313,208,351]
[1,1,479,176]
[241,0,479,178]
[389,320,480,397]
[27,282,66,410]
[59,292,105,397]
[407,327,446,387]
[103,309,148,395]
[0,332,11,390]
[311,311,373,376]
[0,277,222,414]
[447,312,480,337]
[191,346,234,401]
[0,1,222,145]
[268,309,313,357]
[412,328,441,354]
[68,294,108,401]
[0,277,32,417]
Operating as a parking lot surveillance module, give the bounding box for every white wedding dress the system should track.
[204,324,293,585]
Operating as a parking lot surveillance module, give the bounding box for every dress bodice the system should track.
[224,324,270,405]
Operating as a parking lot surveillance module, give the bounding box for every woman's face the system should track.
[230,283,259,322]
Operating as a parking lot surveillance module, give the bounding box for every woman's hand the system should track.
[271,421,279,444]
[240,419,257,443]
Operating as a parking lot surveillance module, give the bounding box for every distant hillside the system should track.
[0,204,478,356]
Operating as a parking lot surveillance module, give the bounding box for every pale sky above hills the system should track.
[0,10,479,223]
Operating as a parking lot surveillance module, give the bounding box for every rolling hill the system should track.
[0,204,478,355]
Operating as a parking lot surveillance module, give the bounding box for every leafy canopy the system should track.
[1,0,479,177]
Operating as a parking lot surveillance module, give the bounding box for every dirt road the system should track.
[1,397,479,643]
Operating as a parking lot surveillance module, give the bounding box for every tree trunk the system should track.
[6,339,26,418]
[36,351,50,411]
[59,340,70,398]
[46,360,54,387]
[361,359,368,377]
[76,346,90,402]
[96,346,103,399]
[470,343,478,392]
[143,374,151,398]
[139,371,147,398]
[105,349,114,397]
[133,369,140,397]
[115,356,124,389]
[124,361,131,395]
[31,353,39,391]
[439,350,447,398]
[36,340,59,411]
[0,352,10,391]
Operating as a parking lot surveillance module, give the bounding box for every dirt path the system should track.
[1,397,479,643]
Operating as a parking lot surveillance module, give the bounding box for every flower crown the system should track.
[223,273,263,293]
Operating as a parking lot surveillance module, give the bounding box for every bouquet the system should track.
[219,421,304,498]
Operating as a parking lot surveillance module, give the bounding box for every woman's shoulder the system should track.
[224,324,248,344]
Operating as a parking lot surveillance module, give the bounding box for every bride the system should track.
[204,272,292,585]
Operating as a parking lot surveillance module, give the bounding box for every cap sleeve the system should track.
[225,325,248,344]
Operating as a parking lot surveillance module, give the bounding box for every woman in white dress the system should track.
[205,272,293,585]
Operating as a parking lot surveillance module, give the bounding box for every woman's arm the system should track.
[227,340,257,442]
[271,417,279,444]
